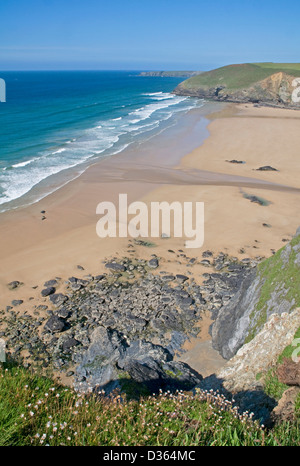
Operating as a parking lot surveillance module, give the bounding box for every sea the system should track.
[0,71,203,212]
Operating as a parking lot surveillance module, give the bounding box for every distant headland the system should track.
[138,71,203,78]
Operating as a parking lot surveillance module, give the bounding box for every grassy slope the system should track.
[262,327,300,413]
[246,234,300,344]
[181,63,300,90]
[0,363,299,446]
[255,63,300,71]
[244,235,300,413]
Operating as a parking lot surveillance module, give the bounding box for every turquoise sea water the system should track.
[0,71,202,212]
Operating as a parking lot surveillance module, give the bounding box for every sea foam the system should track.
[0,74,202,210]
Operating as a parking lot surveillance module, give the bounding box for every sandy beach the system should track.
[3,0,300,447]
[1,102,300,376]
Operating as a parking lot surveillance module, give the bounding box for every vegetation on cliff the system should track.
[173,63,300,107]
[263,326,300,402]
[212,233,300,360]
[0,362,299,446]
[246,234,300,343]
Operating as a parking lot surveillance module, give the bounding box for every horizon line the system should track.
[0,69,208,74]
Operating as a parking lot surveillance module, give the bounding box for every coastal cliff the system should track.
[211,231,300,360]
[173,63,300,108]
[200,231,300,423]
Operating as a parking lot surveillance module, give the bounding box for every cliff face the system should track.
[216,308,300,393]
[201,307,300,424]
[173,64,300,108]
[198,235,300,423]
[212,232,300,360]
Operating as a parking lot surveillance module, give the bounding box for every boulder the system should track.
[62,337,80,352]
[11,300,23,307]
[44,315,66,333]
[271,387,300,423]
[74,327,128,392]
[256,166,278,171]
[105,262,126,272]
[49,293,68,306]
[7,281,23,290]
[44,279,58,287]
[175,274,189,283]
[41,287,56,297]
[122,359,163,392]
[148,258,159,269]
[277,358,300,386]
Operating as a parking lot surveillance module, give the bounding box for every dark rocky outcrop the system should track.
[256,166,278,171]
[44,279,59,287]
[49,293,68,306]
[226,159,245,164]
[7,281,23,290]
[105,262,126,272]
[74,327,202,394]
[4,245,298,424]
[11,300,23,307]
[212,233,300,359]
[41,286,56,297]
[2,253,257,396]
[147,257,159,269]
[44,315,66,334]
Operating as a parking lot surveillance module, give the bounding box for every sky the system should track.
[0,0,299,71]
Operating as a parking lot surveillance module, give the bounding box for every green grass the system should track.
[262,327,300,412]
[245,234,300,344]
[254,63,300,72]
[0,363,299,446]
[278,327,300,364]
[182,63,300,91]
[264,369,291,402]
[133,239,157,248]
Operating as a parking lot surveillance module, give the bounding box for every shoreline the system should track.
[0,101,210,214]
[0,103,216,278]
[2,101,300,378]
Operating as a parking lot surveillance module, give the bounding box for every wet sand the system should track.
[1,102,300,375]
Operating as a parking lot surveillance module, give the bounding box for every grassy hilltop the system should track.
[174,63,300,106]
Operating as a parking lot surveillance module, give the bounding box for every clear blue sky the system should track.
[0,0,299,71]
